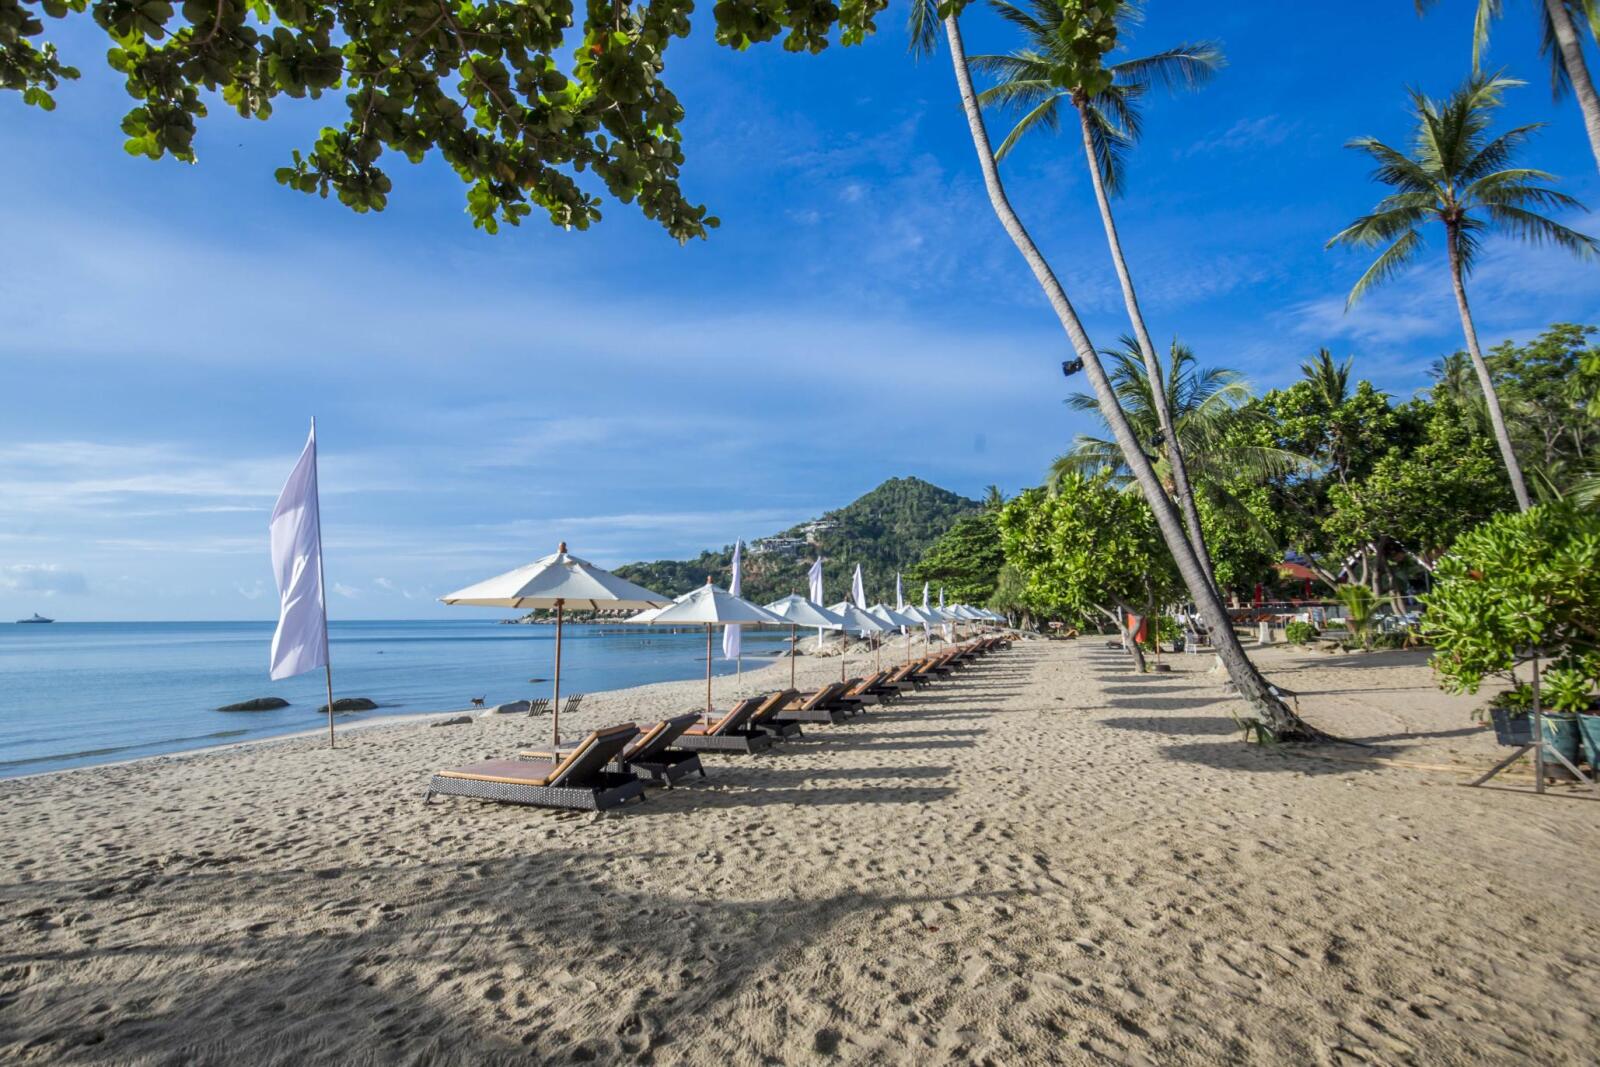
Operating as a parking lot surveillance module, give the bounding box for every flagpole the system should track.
[311,416,335,749]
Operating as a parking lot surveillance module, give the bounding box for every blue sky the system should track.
[3,1,1598,620]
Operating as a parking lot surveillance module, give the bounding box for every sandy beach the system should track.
[3,636,1598,1064]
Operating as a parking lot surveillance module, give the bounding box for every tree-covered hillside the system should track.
[614,477,980,607]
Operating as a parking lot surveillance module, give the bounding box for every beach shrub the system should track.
[1285,621,1320,644]
[1423,503,1600,704]
[1334,584,1379,649]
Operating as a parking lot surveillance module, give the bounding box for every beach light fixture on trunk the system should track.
[643,579,785,720]
[440,544,671,747]
[763,594,846,689]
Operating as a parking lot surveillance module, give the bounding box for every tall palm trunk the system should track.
[1074,104,1219,592]
[1446,221,1532,510]
[1545,0,1600,174]
[942,14,1314,739]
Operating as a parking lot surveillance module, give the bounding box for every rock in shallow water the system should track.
[216,697,289,712]
[315,697,378,714]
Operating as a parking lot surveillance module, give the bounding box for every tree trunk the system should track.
[1545,0,1600,174]
[942,15,1316,739]
[1446,222,1532,510]
[1110,602,1146,672]
[1075,104,1219,591]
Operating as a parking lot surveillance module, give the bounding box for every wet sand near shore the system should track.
[2,637,1596,1064]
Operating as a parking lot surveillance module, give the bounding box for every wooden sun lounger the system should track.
[425,723,646,811]
[746,688,804,739]
[676,697,775,754]
[520,712,706,788]
[774,681,853,724]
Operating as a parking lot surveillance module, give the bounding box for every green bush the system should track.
[1285,620,1320,644]
[1335,584,1379,649]
[1423,503,1600,705]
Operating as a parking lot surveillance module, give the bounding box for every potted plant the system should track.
[1482,684,1535,747]
[1544,659,1600,767]
[1424,503,1600,776]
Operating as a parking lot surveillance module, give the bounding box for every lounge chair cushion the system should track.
[438,758,561,787]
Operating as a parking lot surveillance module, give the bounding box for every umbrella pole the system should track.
[791,623,797,689]
[552,599,564,746]
[705,624,713,722]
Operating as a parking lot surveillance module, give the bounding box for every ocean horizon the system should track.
[0,619,789,778]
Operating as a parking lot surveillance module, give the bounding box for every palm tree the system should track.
[1051,341,1311,520]
[969,0,1224,587]
[1328,73,1597,512]
[906,1,1316,738]
[1416,0,1600,174]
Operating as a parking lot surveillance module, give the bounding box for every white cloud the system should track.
[0,563,88,596]
[1180,115,1299,158]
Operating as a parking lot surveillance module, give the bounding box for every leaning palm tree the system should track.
[1051,340,1312,542]
[1416,0,1600,174]
[969,0,1224,586]
[1328,73,1597,512]
[906,0,1318,739]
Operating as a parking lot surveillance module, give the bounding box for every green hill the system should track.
[614,477,981,607]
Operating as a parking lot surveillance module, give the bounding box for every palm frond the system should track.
[906,0,942,58]
[1081,95,1134,193]
[1458,122,1542,182]
[1485,203,1600,257]
[994,93,1067,161]
[1346,136,1438,193]
[1343,229,1425,308]
[1109,42,1225,94]
[1327,205,1431,250]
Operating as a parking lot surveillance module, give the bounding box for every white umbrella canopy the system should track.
[869,603,921,667]
[440,542,670,745]
[764,595,846,687]
[825,601,890,681]
[441,544,669,611]
[764,594,846,629]
[827,602,891,636]
[868,603,918,629]
[644,581,785,715]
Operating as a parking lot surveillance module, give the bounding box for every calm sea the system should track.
[0,620,788,778]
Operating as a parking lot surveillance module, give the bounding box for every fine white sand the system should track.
[2,636,1598,1064]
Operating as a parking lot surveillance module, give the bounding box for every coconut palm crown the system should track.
[1051,339,1310,494]
[1329,72,1596,511]
[968,0,1223,190]
[1328,73,1595,306]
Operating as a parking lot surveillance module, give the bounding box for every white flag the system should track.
[269,423,329,681]
[723,539,742,661]
[807,557,824,603]
[922,582,930,610]
[851,564,866,609]
[895,573,905,611]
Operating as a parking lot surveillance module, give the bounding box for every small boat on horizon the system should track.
[16,613,54,624]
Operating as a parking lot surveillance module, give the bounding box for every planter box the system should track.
[1489,707,1534,747]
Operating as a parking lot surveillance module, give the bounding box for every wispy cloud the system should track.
[0,563,88,596]
[1180,115,1300,158]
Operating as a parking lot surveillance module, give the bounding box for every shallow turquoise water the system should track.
[0,620,785,777]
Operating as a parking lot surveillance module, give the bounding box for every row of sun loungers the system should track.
[424,634,1015,812]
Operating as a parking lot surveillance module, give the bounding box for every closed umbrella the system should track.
[647,580,785,719]
[441,543,670,746]
[763,595,846,688]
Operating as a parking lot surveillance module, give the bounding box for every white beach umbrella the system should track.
[826,601,891,681]
[900,604,940,656]
[647,580,786,716]
[869,603,920,667]
[764,595,846,688]
[441,542,670,745]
